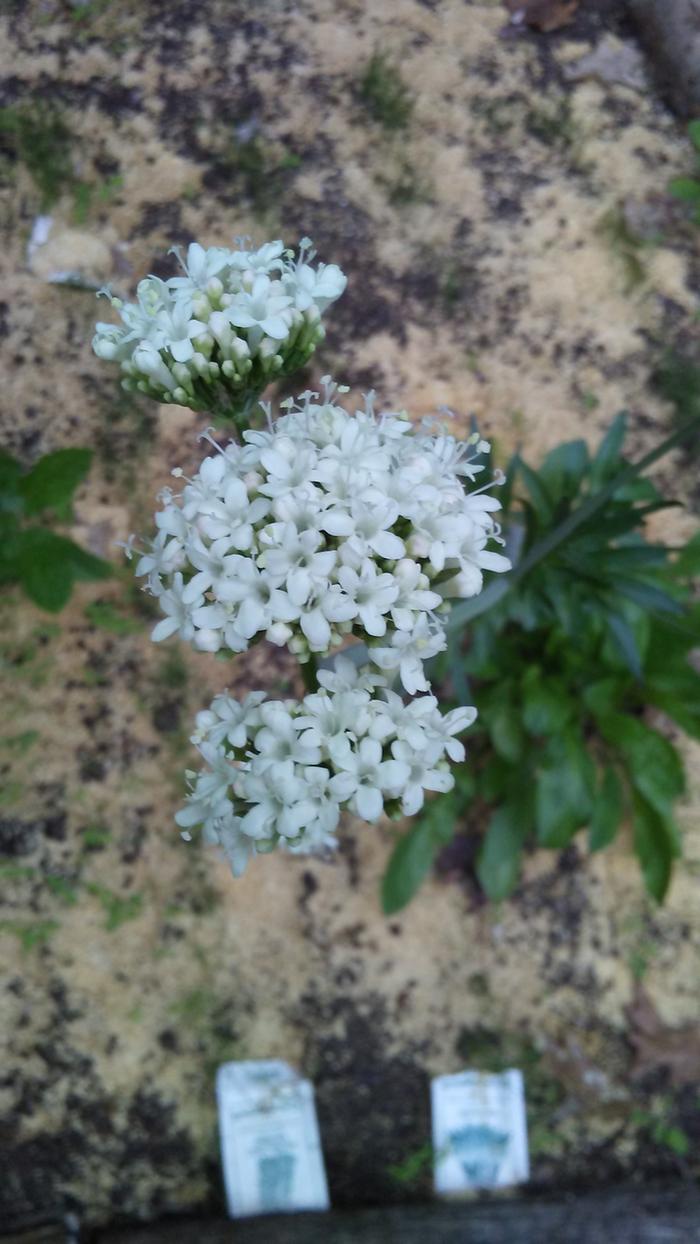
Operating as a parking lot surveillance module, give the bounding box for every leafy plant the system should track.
[0,447,111,611]
[359,52,413,130]
[668,119,700,225]
[382,414,700,912]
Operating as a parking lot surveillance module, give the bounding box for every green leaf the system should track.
[20,448,92,518]
[613,577,684,616]
[15,528,110,612]
[632,793,678,902]
[588,767,624,852]
[668,177,700,203]
[0,449,22,512]
[480,755,514,802]
[381,820,439,915]
[17,530,74,611]
[498,453,519,513]
[521,674,572,735]
[535,731,594,848]
[538,440,589,504]
[536,768,579,847]
[583,678,625,719]
[646,693,700,742]
[477,806,525,900]
[0,511,22,584]
[674,531,700,578]
[381,794,459,915]
[575,501,674,545]
[598,544,669,570]
[589,413,626,487]
[64,540,112,581]
[445,636,471,705]
[689,119,700,152]
[513,453,555,522]
[604,612,643,679]
[481,696,525,762]
[599,714,685,816]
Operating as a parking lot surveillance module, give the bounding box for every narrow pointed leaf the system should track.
[589,767,624,852]
[477,806,525,901]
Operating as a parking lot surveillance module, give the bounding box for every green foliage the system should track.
[631,1101,690,1157]
[85,883,143,930]
[359,52,413,130]
[381,793,459,914]
[0,101,74,208]
[668,119,700,225]
[0,99,122,219]
[387,1142,434,1186]
[45,874,80,906]
[384,414,700,910]
[652,352,700,460]
[216,131,301,214]
[1,730,39,755]
[72,173,123,225]
[85,599,141,635]
[0,919,59,951]
[81,825,111,850]
[0,447,110,611]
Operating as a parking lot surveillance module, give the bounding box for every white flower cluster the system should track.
[175,659,476,876]
[92,239,346,417]
[133,381,510,694]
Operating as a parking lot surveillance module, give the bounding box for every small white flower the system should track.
[298,584,357,652]
[238,759,316,841]
[192,690,267,749]
[290,262,347,312]
[336,562,399,636]
[226,274,293,345]
[198,476,269,548]
[151,572,201,642]
[390,559,441,631]
[316,655,387,695]
[370,616,446,695]
[334,737,410,822]
[261,524,337,605]
[168,242,232,296]
[253,703,322,768]
[218,812,258,876]
[390,739,454,816]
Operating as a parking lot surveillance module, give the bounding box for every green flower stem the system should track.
[212,389,264,431]
[300,655,319,694]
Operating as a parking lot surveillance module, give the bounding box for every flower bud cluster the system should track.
[132,381,510,695]
[175,659,476,876]
[92,238,346,415]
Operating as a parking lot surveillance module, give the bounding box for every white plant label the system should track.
[431,1069,529,1193]
[216,1060,330,1218]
